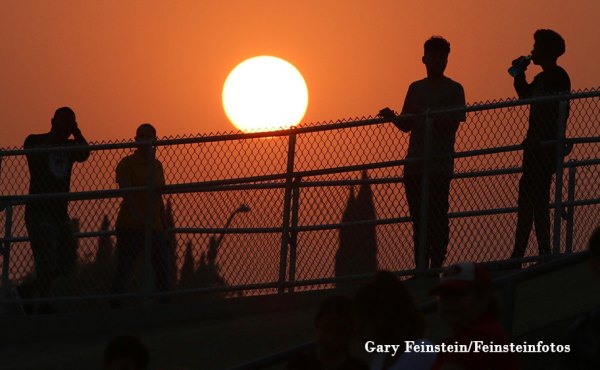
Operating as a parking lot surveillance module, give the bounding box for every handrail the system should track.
[0,160,597,242]
[225,251,591,370]
[0,137,597,205]
[0,89,597,156]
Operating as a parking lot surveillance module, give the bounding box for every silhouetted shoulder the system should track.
[115,154,135,182]
[444,76,462,86]
[543,66,571,93]
[116,153,134,167]
[24,133,48,149]
[409,78,429,90]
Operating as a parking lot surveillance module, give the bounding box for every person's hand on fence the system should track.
[377,107,397,119]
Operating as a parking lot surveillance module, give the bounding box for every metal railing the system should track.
[0,89,598,307]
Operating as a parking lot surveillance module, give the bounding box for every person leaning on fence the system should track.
[510,29,571,264]
[110,124,173,308]
[559,227,600,370]
[287,295,368,370]
[430,262,518,370]
[354,271,437,370]
[20,107,90,311]
[378,36,466,269]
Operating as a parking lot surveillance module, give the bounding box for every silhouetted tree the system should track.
[335,170,378,284]
[70,217,80,265]
[179,240,196,289]
[164,198,178,288]
[96,215,113,263]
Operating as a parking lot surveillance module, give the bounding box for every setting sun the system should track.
[222,56,309,133]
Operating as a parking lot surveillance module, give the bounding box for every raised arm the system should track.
[513,73,531,99]
[70,122,90,162]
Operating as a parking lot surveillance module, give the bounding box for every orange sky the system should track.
[1,0,598,148]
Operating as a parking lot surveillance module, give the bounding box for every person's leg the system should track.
[533,164,554,256]
[151,231,174,294]
[429,176,451,269]
[405,174,423,268]
[512,150,536,260]
[21,215,64,313]
[56,218,78,278]
[111,229,142,297]
[24,217,60,298]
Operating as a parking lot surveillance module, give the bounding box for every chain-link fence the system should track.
[0,89,598,310]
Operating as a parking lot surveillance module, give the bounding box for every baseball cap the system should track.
[430,262,491,295]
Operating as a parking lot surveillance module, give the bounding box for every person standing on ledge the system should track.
[379,36,466,269]
[510,29,571,264]
[111,124,173,308]
[21,107,90,311]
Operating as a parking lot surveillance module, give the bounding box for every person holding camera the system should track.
[379,36,466,269]
[21,107,90,311]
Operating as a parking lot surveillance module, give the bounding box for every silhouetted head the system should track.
[423,36,450,78]
[589,227,600,276]
[532,29,565,66]
[354,271,424,343]
[135,123,157,155]
[51,107,76,141]
[103,335,149,370]
[431,262,500,330]
[135,123,157,142]
[314,295,354,354]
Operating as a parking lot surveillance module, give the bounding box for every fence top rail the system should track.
[1,89,598,156]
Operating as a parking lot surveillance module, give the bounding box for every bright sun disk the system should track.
[222,56,309,132]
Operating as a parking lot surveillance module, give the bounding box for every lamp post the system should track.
[206,204,251,286]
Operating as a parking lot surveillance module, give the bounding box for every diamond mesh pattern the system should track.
[0,90,598,307]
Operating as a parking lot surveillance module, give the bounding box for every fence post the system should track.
[278,133,297,293]
[288,176,301,293]
[552,100,569,255]
[565,166,576,254]
[2,205,12,301]
[143,139,156,298]
[416,113,433,276]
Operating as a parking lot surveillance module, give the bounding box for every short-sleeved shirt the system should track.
[399,77,466,177]
[430,314,519,370]
[115,150,166,231]
[527,66,571,140]
[24,133,90,219]
[526,66,571,142]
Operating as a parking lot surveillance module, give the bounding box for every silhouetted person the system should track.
[511,29,571,263]
[336,170,377,283]
[111,124,173,307]
[21,107,90,309]
[379,36,466,269]
[354,271,437,370]
[560,227,600,370]
[287,295,368,370]
[430,262,518,370]
[103,335,149,370]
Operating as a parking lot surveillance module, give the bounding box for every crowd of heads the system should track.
[291,223,599,370]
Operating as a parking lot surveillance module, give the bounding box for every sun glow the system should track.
[222,56,309,132]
